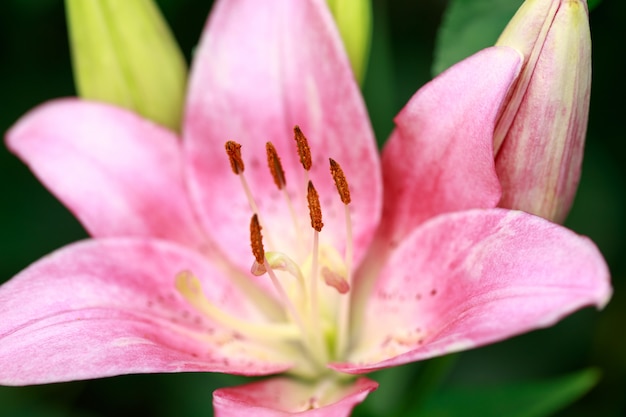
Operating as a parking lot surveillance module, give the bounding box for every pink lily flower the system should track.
[0,0,610,415]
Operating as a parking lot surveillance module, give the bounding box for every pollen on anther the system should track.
[250,214,265,263]
[225,141,245,174]
[307,181,324,232]
[266,142,286,189]
[293,126,312,171]
[329,158,351,205]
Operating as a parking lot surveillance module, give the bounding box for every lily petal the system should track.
[379,46,522,247]
[0,238,291,385]
[184,0,381,272]
[6,99,206,250]
[213,377,377,416]
[336,209,610,373]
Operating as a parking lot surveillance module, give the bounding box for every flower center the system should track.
[176,126,355,377]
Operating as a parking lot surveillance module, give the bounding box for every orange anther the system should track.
[225,141,245,174]
[293,126,312,171]
[307,181,324,232]
[329,158,351,205]
[266,142,286,189]
[250,214,265,264]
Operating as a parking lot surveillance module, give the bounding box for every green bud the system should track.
[327,0,372,85]
[65,0,187,131]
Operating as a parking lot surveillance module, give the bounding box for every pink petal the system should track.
[6,99,206,250]
[378,46,522,248]
[0,238,291,385]
[336,209,610,373]
[213,377,377,416]
[184,0,381,273]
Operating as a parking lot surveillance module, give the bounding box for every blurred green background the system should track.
[0,0,624,416]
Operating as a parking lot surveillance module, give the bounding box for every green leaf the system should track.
[414,368,600,417]
[432,0,521,76]
[65,0,187,131]
[587,0,602,11]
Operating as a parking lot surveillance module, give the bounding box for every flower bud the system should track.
[65,0,187,131]
[493,0,591,223]
[326,0,372,84]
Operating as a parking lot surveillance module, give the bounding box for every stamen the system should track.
[307,181,324,232]
[335,203,354,358]
[329,158,351,204]
[225,141,245,174]
[309,224,325,360]
[266,142,286,189]
[250,214,265,264]
[329,159,355,359]
[224,141,275,247]
[266,141,302,245]
[305,180,326,360]
[294,126,312,171]
[224,141,257,213]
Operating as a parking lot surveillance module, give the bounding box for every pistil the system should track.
[261,251,307,303]
[251,213,326,367]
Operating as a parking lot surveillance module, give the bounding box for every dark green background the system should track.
[1,0,624,415]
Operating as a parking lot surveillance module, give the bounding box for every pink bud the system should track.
[494,0,591,223]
